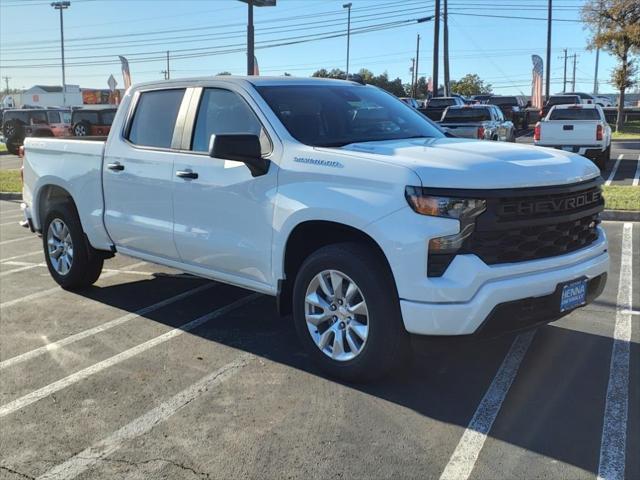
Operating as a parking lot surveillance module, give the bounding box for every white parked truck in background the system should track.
[21,77,609,381]
[534,104,612,170]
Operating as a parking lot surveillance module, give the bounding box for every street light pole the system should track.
[343,3,352,78]
[239,0,276,76]
[545,0,552,101]
[51,1,70,106]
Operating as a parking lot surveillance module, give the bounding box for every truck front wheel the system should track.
[292,242,408,382]
[42,203,104,290]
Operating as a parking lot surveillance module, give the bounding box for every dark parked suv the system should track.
[71,107,118,137]
[2,109,71,155]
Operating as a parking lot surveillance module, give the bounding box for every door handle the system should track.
[107,162,124,171]
[176,169,198,180]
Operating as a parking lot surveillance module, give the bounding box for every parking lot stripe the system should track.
[0,250,42,263]
[605,154,623,186]
[439,330,535,480]
[633,154,640,187]
[0,264,40,277]
[597,222,633,480]
[0,219,23,227]
[0,261,148,309]
[36,353,252,480]
[0,283,216,370]
[0,293,259,418]
[0,234,38,246]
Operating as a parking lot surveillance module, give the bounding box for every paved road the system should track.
[0,199,637,479]
[0,154,21,171]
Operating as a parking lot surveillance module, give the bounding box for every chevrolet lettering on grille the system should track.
[500,190,602,216]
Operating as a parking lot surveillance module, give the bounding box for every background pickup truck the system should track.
[419,96,465,121]
[439,104,515,141]
[534,104,611,170]
[22,76,608,382]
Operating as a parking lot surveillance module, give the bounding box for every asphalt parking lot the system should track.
[0,198,638,480]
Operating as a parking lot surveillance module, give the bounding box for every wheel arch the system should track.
[277,220,396,316]
[35,183,77,232]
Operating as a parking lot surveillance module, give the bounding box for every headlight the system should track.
[405,187,487,276]
[405,187,486,219]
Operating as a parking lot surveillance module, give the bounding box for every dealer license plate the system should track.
[560,278,588,312]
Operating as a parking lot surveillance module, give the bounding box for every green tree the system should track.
[449,74,492,97]
[312,68,346,79]
[582,0,640,131]
[216,71,232,76]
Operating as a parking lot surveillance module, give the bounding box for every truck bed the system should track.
[537,120,600,146]
[22,136,112,250]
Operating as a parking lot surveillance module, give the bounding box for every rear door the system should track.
[103,87,187,259]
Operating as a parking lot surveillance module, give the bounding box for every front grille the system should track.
[427,179,604,276]
[463,213,600,264]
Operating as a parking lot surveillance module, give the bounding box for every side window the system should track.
[47,111,61,123]
[191,88,265,153]
[128,89,185,148]
[495,108,505,122]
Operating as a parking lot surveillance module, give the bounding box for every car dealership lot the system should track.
[0,199,638,480]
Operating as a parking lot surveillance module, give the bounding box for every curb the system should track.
[0,192,22,201]
[601,210,640,222]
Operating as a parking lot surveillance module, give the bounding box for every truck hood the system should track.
[338,137,600,189]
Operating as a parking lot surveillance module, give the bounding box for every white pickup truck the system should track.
[22,77,609,381]
[534,104,612,170]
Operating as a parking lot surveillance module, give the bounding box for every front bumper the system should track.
[400,246,608,336]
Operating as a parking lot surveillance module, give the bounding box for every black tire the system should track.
[2,119,25,139]
[5,136,21,155]
[42,202,104,290]
[292,242,408,382]
[73,120,91,137]
[596,145,610,171]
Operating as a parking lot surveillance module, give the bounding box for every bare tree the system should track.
[582,0,640,132]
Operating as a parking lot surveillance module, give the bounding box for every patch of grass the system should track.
[603,185,640,211]
[611,120,640,139]
[0,169,21,193]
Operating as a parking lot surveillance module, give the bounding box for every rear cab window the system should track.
[442,108,491,122]
[127,89,185,149]
[549,108,601,121]
[429,98,455,107]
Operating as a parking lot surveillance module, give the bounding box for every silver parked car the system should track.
[439,104,516,141]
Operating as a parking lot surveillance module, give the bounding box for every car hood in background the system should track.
[337,137,600,189]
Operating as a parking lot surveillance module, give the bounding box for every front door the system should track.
[172,87,277,289]
[103,88,186,259]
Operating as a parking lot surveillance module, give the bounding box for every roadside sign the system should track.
[107,74,117,92]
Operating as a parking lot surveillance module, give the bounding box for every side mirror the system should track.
[209,134,270,177]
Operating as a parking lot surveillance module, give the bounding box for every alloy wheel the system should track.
[304,269,369,361]
[47,218,73,275]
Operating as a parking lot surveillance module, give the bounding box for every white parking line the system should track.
[633,154,640,187]
[605,154,623,186]
[0,283,216,370]
[0,261,154,278]
[597,222,633,480]
[0,293,259,418]
[0,250,42,262]
[36,353,252,480]
[439,330,536,480]
[0,219,23,227]
[0,264,40,277]
[0,261,148,309]
[0,234,37,246]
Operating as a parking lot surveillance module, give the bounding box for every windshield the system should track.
[256,85,443,147]
[442,108,491,122]
[549,108,600,120]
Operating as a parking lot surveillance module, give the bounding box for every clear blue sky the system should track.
[0,0,622,95]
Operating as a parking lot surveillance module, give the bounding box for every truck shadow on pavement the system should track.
[75,275,638,478]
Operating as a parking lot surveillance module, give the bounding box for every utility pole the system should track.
[51,1,70,106]
[166,51,170,80]
[572,54,577,91]
[410,58,416,97]
[562,49,567,92]
[343,3,352,78]
[2,76,10,94]
[545,0,552,101]
[443,0,450,96]
[432,0,440,97]
[414,34,420,98]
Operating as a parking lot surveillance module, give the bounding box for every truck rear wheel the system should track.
[292,242,408,382]
[42,203,104,290]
